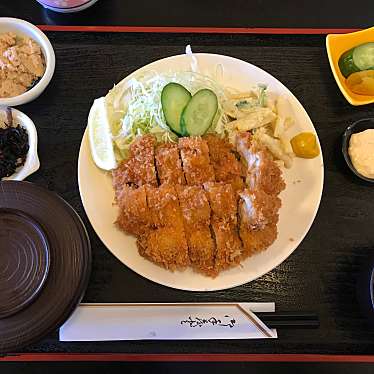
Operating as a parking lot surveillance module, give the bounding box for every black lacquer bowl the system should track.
[0,181,91,353]
[342,117,374,183]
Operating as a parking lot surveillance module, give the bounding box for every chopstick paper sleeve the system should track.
[59,303,277,341]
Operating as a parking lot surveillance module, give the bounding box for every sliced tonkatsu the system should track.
[116,185,151,236]
[236,132,285,196]
[138,183,190,270]
[137,226,190,271]
[155,142,186,185]
[112,134,158,194]
[203,182,242,271]
[203,181,238,224]
[239,189,281,230]
[112,132,285,276]
[235,132,284,258]
[177,185,216,276]
[210,220,243,271]
[238,183,281,258]
[145,183,185,229]
[179,136,215,186]
[204,134,245,194]
[239,224,278,258]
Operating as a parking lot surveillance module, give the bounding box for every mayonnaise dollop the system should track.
[348,129,374,178]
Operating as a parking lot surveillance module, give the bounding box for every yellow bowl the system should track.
[326,26,374,106]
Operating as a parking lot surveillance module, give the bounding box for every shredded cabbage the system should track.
[103,56,271,163]
[104,70,228,160]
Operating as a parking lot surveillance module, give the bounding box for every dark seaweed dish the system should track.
[0,119,29,179]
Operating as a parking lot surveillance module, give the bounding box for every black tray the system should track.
[2,30,374,356]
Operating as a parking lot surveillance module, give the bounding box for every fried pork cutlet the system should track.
[239,223,278,258]
[203,182,238,224]
[204,134,245,194]
[155,142,185,185]
[179,137,215,186]
[138,227,189,271]
[239,189,281,230]
[211,219,243,270]
[203,182,242,271]
[138,184,190,270]
[238,189,280,258]
[113,132,285,276]
[146,183,185,229]
[236,132,285,196]
[177,185,216,276]
[112,134,158,195]
[116,185,151,236]
[177,185,210,226]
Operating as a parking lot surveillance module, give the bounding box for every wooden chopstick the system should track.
[255,312,319,329]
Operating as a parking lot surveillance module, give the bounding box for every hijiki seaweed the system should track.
[0,108,29,179]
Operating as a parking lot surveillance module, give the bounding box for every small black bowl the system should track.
[357,253,374,328]
[342,118,374,183]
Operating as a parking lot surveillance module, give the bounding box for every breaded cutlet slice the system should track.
[112,162,132,198]
[203,182,242,271]
[155,142,185,185]
[236,132,285,196]
[137,227,190,270]
[203,182,238,224]
[116,185,151,236]
[112,134,158,193]
[204,134,245,194]
[177,185,210,227]
[187,228,216,276]
[138,183,190,270]
[178,137,215,186]
[239,223,278,259]
[146,183,185,229]
[177,185,215,276]
[211,218,242,271]
[239,189,281,230]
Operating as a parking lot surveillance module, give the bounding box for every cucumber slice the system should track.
[339,48,361,78]
[181,89,218,136]
[353,42,374,71]
[339,43,374,78]
[161,83,191,135]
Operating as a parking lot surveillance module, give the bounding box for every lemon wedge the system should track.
[88,97,117,170]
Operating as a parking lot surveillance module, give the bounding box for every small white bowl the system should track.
[0,18,55,107]
[1,108,40,181]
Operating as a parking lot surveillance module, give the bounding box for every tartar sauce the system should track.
[348,129,374,178]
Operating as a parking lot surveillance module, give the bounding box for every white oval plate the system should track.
[78,53,324,291]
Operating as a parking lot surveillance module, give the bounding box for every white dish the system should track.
[78,53,324,291]
[0,18,56,107]
[2,108,40,181]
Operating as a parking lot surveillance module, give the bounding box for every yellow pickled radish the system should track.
[346,70,374,96]
[291,132,320,159]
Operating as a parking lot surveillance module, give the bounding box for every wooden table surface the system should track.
[1,30,371,355]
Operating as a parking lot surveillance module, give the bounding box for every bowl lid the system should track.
[0,208,50,319]
[0,181,91,353]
